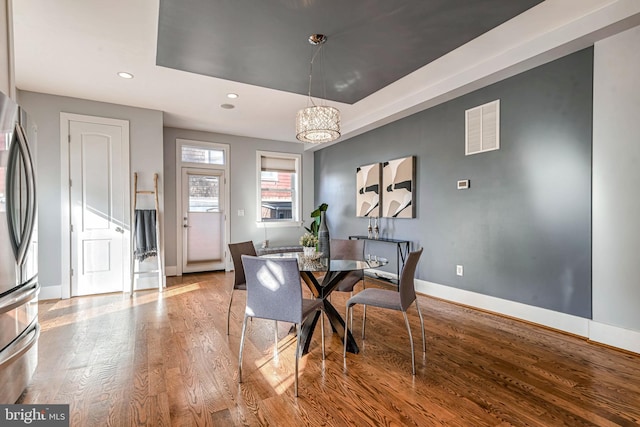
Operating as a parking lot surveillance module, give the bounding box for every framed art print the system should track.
[356,163,381,217]
[382,156,415,218]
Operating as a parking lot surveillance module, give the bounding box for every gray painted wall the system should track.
[163,127,315,271]
[17,90,164,291]
[593,26,640,331]
[316,48,593,318]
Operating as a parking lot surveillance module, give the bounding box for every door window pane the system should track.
[189,175,219,212]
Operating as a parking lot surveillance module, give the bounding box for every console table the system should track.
[348,235,411,284]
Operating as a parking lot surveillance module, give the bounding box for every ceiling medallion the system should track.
[295,34,341,144]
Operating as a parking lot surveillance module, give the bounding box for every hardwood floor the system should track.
[18,272,640,426]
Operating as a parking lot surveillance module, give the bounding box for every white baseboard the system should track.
[589,321,640,354]
[415,279,639,355]
[165,266,177,277]
[38,285,62,301]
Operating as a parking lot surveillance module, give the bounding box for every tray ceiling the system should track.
[157,0,543,105]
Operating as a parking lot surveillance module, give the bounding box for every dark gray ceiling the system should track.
[157,0,543,105]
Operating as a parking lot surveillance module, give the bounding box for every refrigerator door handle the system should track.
[5,129,20,260]
[0,320,40,370]
[12,124,37,267]
[0,277,39,315]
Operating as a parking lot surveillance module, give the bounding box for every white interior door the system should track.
[69,119,128,296]
[182,168,225,272]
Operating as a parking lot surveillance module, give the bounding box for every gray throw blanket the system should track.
[134,209,157,261]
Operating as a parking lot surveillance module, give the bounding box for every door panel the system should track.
[70,120,126,296]
[186,212,223,262]
[182,169,225,272]
[82,239,111,272]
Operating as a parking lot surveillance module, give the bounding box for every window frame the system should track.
[256,150,302,228]
[178,139,227,167]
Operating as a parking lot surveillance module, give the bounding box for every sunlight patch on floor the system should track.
[40,283,204,331]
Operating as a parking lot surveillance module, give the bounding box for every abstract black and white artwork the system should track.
[356,163,381,217]
[382,156,415,218]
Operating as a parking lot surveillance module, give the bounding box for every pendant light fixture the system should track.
[296,34,341,144]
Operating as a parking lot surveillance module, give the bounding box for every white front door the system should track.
[181,168,225,272]
[69,119,129,296]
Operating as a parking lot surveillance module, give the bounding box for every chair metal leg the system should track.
[349,291,353,330]
[356,278,365,333]
[274,320,278,358]
[362,305,367,340]
[415,300,426,353]
[238,315,249,383]
[402,311,416,375]
[295,324,300,397]
[358,276,367,339]
[226,289,235,335]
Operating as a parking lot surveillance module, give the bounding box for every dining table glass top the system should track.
[262,251,387,272]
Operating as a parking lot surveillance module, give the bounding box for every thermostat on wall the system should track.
[457,180,470,190]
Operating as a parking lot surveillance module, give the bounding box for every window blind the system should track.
[261,156,296,173]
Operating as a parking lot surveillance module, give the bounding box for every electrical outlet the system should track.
[237,209,245,217]
[457,179,470,189]
[456,265,464,276]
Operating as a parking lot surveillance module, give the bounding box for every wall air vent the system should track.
[465,99,500,156]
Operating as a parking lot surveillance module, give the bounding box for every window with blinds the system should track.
[257,151,301,223]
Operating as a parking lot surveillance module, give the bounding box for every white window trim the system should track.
[256,150,303,228]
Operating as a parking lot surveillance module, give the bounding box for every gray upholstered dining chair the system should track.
[330,238,366,293]
[238,255,325,397]
[343,248,425,375]
[227,241,257,335]
[330,238,366,328]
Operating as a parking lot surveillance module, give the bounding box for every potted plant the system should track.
[304,203,328,238]
[300,233,318,257]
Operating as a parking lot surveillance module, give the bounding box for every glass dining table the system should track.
[262,252,387,355]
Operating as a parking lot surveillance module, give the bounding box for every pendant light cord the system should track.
[307,44,324,107]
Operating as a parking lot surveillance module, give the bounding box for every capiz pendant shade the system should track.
[296,105,341,143]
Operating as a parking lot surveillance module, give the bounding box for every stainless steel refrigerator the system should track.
[0,90,39,403]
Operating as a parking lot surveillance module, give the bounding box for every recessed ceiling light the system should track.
[117,72,134,79]
[226,93,239,99]
[220,104,235,109]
